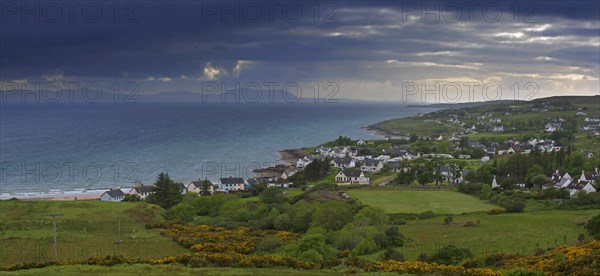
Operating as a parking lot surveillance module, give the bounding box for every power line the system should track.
[46,213,64,261]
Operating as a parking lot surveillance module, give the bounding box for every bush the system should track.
[383,248,404,261]
[488,208,505,215]
[505,201,526,213]
[256,236,284,253]
[428,245,473,265]
[352,237,379,256]
[418,211,436,220]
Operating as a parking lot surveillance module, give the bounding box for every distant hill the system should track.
[406,95,599,108]
[406,100,520,109]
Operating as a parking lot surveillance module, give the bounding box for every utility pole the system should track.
[116,215,125,255]
[46,213,63,261]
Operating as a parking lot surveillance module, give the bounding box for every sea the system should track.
[0,102,438,198]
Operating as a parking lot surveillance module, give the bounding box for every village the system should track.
[99,99,599,202]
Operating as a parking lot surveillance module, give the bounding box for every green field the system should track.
[0,200,187,266]
[1,264,358,275]
[373,117,461,137]
[345,189,499,214]
[0,263,360,275]
[399,210,598,259]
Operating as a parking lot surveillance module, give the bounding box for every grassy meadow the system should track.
[0,200,187,266]
[346,189,500,214]
[398,209,597,259]
[0,264,352,275]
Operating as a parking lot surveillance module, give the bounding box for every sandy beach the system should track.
[1,191,104,201]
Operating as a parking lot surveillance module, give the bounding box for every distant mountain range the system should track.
[1,89,598,105]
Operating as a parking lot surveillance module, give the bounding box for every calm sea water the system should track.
[0,103,437,196]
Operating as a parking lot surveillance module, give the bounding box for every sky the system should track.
[1,0,599,103]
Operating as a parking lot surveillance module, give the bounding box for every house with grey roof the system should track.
[100,188,125,202]
[361,159,384,172]
[335,169,369,185]
[128,184,156,200]
[218,177,246,192]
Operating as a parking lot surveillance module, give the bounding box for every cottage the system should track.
[361,159,384,173]
[491,175,500,189]
[330,157,356,169]
[544,122,562,132]
[565,179,596,197]
[187,180,214,195]
[430,134,443,141]
[584,117,600,123]
[100,188,125,202]
[356,139,366,146]
[128,184,156,200]
[335,169,370,184]
[579,169,598,185]
[267,178,293,188]
[218,177,246,192]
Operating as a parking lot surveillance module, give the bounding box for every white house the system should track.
[566,180,596,197]
[100,189,125,202]
[357,139,366,145]
[296,156,315,169]
[580,169,598,185]
[584,117,600,123]
[267,178,293,188]
[491,175,500,189]
[361,159,384,173]
[187,180,214,195]
[218,177,246,192]
[330,157,356,169]
[128,184,156,200]
[335,169,370,185]
[544,122,562,132]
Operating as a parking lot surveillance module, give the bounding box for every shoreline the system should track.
[2,117,412,202]
[278,148,308,164]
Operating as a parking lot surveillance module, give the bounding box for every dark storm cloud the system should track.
[0,0,598,100]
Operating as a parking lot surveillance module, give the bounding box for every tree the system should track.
[260,187,286,204]
[122,194,141,202]
[417,172,434,185]
[146,173,183,209]
[584,214,600,240]
[200,179,213,196]
[395,170,415,185]
[304,159,330,181]
[312,201,353,231]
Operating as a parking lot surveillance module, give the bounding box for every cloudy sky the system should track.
[1,0,599,102]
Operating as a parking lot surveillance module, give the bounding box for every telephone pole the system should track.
[116,215,125,255]
[46,213,64,261]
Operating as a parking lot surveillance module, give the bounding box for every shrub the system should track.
[428,245,473,265]
[488,208,505,215]
[255,236,284,253]
[418,211,436,220]
[352,238,379,256]
[383,248,404,261]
